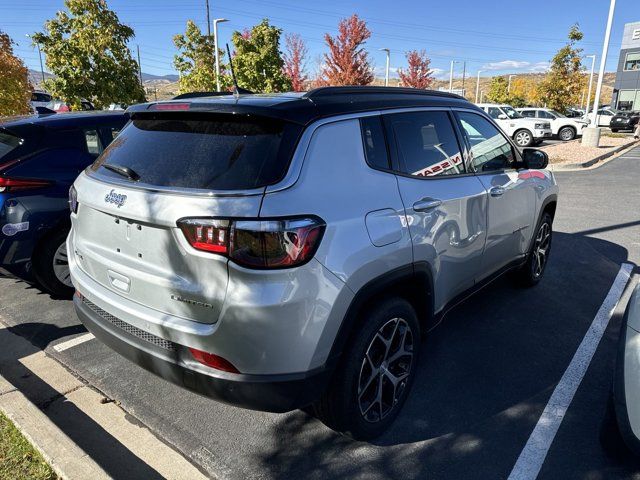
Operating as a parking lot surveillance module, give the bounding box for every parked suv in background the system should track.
[30,90,52,109]
[0,111,127,296]
[68,87,558,439]
[610,111,640,133]
[476,103,552,147]
[516,107,588,141]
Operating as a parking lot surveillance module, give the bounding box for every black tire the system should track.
[558,126,576,141]
[312,297,420,440]
[514,212,553,287]
[32,227,74,298]
[513,129,534,147]
[611,129,619,133]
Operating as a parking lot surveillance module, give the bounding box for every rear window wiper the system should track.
[102,163,140,182]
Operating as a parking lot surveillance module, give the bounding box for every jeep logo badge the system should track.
[105,189,127,208]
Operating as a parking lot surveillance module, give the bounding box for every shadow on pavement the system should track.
[0,327,165,480]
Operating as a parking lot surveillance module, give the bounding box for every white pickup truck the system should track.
[476,103,553,147]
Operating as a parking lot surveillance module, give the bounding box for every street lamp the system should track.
[508,74,515,93]
[475,70,483,103]
[584,0,616,147]
[449,60,459,93]
[213,18,228,92]
[25,34,45,84]
[584,54,596,118]
[379,48,390,87]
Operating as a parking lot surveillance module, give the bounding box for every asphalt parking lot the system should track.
[2,147,640,479]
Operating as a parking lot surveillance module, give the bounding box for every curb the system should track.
[0,375,109,480]
[549,140,638,171]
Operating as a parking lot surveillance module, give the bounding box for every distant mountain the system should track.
[28,69,178,87]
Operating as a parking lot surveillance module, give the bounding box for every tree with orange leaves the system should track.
[320,14,373,86]
[0,31,32,116]
[398,50,434,89]
[283,33,308,92]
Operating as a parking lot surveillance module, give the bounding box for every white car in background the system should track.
[584,108,617,127]
[476,103,552,147]
[516,108,588,141]
[30,90,52,109]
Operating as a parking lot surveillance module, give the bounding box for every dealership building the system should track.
[612,21,640,111]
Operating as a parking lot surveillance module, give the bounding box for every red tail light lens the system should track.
[177,217,325,269]
[150,102,191,111]
[188,348,240,373]
[178,219,229,253]
[0,177,52,192]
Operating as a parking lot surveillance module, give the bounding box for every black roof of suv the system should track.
[127,86,477,126]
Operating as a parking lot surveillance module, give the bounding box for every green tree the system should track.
[173,20,228,93]
[538,24,585,112]
[32,0,145,109]
[0,31,32,116]
[486,76,510,104]
[231,19,291,93]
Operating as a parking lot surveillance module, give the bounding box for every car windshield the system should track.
[551,110,566,118]
[502,106,522,119]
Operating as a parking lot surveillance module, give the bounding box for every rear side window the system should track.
[0,131,22,162]
[360,116,389,170]
[384,111,464,177]
[92,114,302,191]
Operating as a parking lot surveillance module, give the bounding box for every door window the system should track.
[486,107,503,120]
[384,111,464,177]
[360,116,390,170]
[538,110,555,120]
[457,112,516,173]
[520,110,536,118]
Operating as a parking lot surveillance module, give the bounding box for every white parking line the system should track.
[52,333,95,353]
[508,262,634,480]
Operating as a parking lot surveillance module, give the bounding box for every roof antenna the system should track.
[226,43,253,96]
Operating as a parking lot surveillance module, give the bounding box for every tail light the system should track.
[0,177,52,193]
[189,348,240,373]
[177,216,325,269]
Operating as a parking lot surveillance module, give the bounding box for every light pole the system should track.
[379,48,390,87]
[25,34,45,84]
[475,70,483,103]
[508,74,515,93]
[584,54,596,117]
[584,0,615,147]
[213,18,228,91]
[449,60,459,93]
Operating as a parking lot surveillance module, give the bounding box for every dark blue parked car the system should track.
[0,111,128,296]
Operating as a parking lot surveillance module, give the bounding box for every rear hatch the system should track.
[71,110,301,324]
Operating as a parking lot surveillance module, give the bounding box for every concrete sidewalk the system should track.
[0,319,209,480]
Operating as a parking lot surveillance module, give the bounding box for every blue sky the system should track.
[2,0,638,79]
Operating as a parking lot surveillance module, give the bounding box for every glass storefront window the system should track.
[617,90,640,111]
[624,52,640,71]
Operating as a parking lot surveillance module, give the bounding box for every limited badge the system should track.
[1,222,29,237]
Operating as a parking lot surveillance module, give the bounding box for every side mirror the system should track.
[521,148,549,170]
[498,113,508,120]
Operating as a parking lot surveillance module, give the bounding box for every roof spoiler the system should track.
[172,92,233,100]
[303,86,465,100]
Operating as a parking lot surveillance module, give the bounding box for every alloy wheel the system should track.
[515,131,532,147]
[559,128,574,141]
[52,243,72,287]
[357,317,414,423]
[532,222,551,278]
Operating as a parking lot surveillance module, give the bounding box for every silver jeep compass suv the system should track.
[68,87,558,439]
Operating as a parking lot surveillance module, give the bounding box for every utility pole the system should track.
[136,44,142,86]
[25,34,45,84]
[213,18,229,91]
[205,0,211,36]
[461,61,466,93]
[380,48,390,86]
[584,0,615,147]
[508,74,515,93]
[584,54,596,117]
[475,70,483,103]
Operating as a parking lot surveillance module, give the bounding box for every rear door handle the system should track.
[490,186,506,197]
[413,198,442,212]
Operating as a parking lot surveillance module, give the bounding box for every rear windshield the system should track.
[0,130,22,162]
[91,113,302,191]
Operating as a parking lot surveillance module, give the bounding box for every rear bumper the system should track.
[74,294,333,412]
